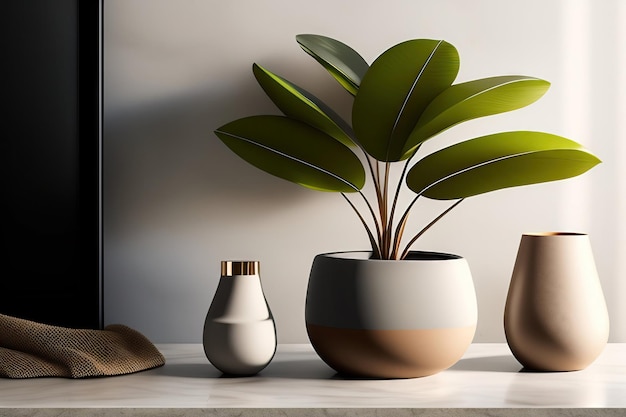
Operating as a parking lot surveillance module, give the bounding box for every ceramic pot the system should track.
[504,232,609,371]
[305,251,477,378]
[203,261,276,376]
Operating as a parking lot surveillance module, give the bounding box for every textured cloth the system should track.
[0,314,165,378]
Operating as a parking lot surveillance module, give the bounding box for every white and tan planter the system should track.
[305,251,477,378]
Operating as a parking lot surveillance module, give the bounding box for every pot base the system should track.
[307,323,476,378]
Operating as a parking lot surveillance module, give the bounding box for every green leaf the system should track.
[253,63,355,148]
[296,34,369,96]
[215,115,365,193]
[406,131,601,200]
[352,39,459,162]
[403,76,550,155]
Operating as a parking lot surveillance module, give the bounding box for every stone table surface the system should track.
[0,343,624,416]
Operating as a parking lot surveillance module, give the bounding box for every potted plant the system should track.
[213,34,601,378]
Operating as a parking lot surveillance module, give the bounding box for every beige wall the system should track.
[104,0,626,343]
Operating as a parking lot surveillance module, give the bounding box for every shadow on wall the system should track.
[102,55,367,343]
[104,70,327,237]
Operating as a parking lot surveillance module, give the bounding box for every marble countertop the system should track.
[0,343,624,416]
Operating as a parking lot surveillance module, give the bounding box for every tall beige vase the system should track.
[504,232,609,371]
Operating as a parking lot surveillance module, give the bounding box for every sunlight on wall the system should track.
[616,0,626,341]
[558,0,626,341]
[558,0,592,231]
[104,0,626,343]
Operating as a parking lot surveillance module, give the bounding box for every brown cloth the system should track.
[0,314,165,378]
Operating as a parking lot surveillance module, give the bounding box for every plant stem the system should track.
[391,215,409,260]
[387,150,418,258]
[336,139,384,258]
[341,193,381,258]
[381,161,392,258]
[399,198,465,259]
[372,158,377,185]
[365,154,382,214]
[390,193,421,259]
[358,148,384,247]
[374,160,387,245]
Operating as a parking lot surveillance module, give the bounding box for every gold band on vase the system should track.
[221,260,260,276]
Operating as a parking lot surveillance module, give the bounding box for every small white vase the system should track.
[504,232,609,371]
[203,261,276,376]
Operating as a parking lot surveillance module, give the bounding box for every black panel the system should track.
[1,1,102,329]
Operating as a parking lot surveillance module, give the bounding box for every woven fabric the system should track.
[0,314,165,379]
